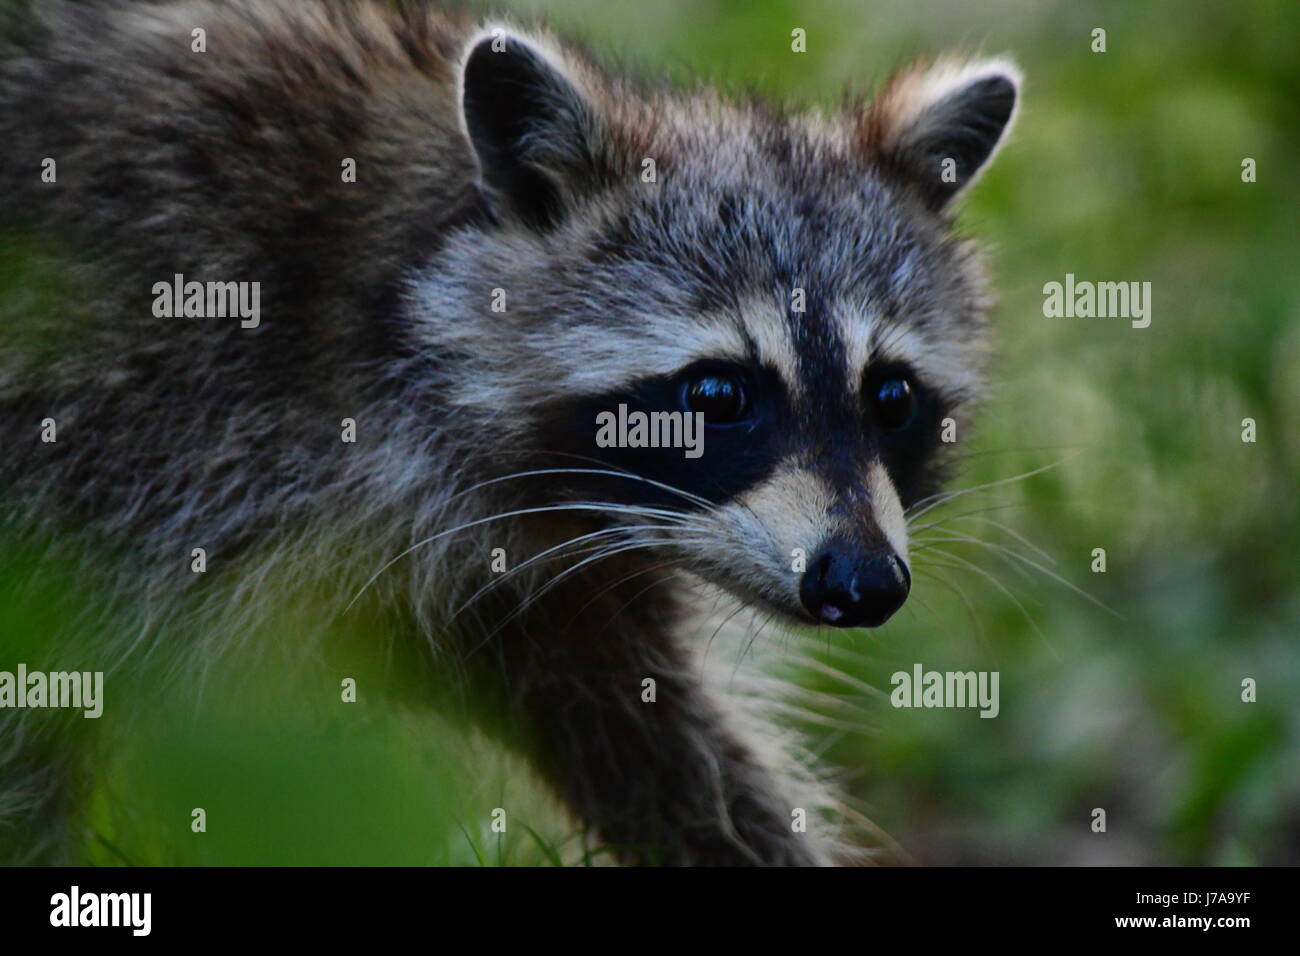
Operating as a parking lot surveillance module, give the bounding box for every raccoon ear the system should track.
[459,29,605,229]
[864,57,1020,210]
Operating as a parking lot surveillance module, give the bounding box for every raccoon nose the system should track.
[800,543,910,628]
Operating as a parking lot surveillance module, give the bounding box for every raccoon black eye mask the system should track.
[555,359,941,512]
[0,0,1017,865]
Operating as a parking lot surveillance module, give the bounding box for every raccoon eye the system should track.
[870,375,915,430]
[684,374,748,424]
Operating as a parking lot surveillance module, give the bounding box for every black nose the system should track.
[799,543,910,628]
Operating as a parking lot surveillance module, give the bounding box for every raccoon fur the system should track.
[0,0,1019,865]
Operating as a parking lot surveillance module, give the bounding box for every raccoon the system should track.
[0,0,1019,865]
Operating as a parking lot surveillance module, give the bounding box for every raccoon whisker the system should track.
[483,526,694,611]
[759,700,874,736]
[915,548,1056,654]
[910,510,1053,565]
[905,500,1031,536]
[909,530,1040,582]
[915,553,1038,626]
[463,519,714,627]
[914,529,1054,580]
[945,443,1089,465]
[795,633,886,672]
[461,550,670,660]
[957,515,1056,565]
[914,534,1045,594]
[447,466,721,513]
[699,592,746,663]
[450,524,668,621]
[909,538,1040,606]
[905,488,999,524]
[738,671,866,725]
[770,676,879,724]
[470,535,718,654]
[789,654,888,701]
[732,608,781,675]
[910,565,992,654]
[904,452,1082,525]
[907,453,1080,521]
[346,502,697,613]
[583,565,684,636]
[911,537,1035,589]
[915,531,1120,618]
[898,591,935,630]
[530,449,728,514]
[702,595,756,661]
[753,608,782,654]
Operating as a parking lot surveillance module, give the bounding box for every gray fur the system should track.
[0,0,1017,864]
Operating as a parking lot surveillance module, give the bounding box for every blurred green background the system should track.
[2,0,1297,864]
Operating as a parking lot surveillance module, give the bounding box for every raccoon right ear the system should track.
[459,28,606,230]
[863,57,1020,210]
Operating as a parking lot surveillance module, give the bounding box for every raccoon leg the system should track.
[496,590,825,866]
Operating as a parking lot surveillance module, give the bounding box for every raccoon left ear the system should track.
[459,28,606,230]
[863,57,1020,210]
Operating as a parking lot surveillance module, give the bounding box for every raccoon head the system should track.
[418,28,1019,629]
